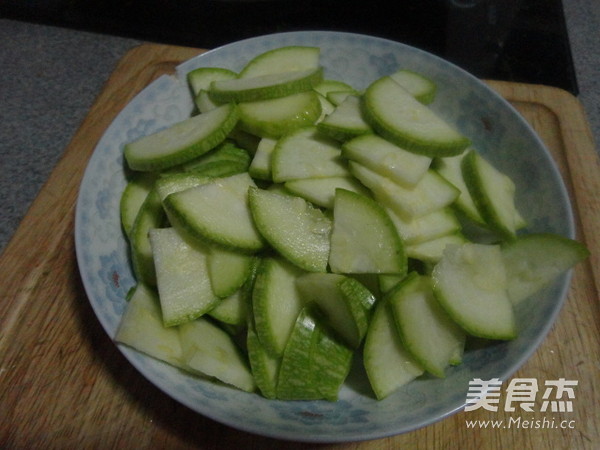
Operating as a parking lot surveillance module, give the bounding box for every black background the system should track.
[1,0,578,93]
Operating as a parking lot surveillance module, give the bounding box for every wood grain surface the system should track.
[0,43,598,449]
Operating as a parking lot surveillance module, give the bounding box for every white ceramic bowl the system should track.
[75,31,575,443]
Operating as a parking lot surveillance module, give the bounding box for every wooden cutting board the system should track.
[1,43,598,449]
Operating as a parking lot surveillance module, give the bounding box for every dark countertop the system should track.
[0,0,598,252]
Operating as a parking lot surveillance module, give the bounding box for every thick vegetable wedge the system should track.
[155,172,211,202]
[207,247,255,298]
[246,323,280,399]
[386,206,462,245]
[349,161,459,220]
[248,187,332,272]
[181,140,251,175]
[284,176,370,209]
[208,256,258,326]
[120,173,157,238]
[129,188,166,287]
[389,272,466,377]
[238,91,322,139]
[433,150,485,225]
[296,273,376,348]
[271,127,349,182]
[124,103,239,171]
[114,283,184,368]
[187,67,237,96]
[363,75,470,157]
[149,228,219,326]
[317,95,372,142]
[389,69,437,104]
[239,46,320,78]
[328,188,406,274]
[207,289,248,326]
[432,242,517,340]
[179,317,256,392]
[252,257,306,357]
[186,67,237,112]
[209,67,323,103]
[164,173,265,252]
[501,233,590,304]
[343,133,431,187]
[461,149,522,239]
[248,137,277,180]
[313,79,358,99]
[406,232,469,263]
[276,307,353,401]
[363,296,424,400]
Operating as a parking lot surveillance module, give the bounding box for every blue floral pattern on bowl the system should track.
[75,31,575,443]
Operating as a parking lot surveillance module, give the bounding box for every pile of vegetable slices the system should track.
[115,46,589,401]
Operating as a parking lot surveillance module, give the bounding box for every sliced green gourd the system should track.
[120,172,157,238]
[308,313,355,401]
[246,322,281,399]
[461,149,522,239]
[271,126,349,182]
[207,289,248,326]
[432,150,484,225]
[187,67,237,96]
[389,69,437,104]
[207,246,255,298]
[349,161,460,220]
[187,159,248,178]
[252,257,306,357]
[239,46,320,78]
[313,79,358,99]
[296,273,376,348]
[276,306,353,401]
[186,67,237,112]
[284,176,371,209]
[229,127,261,153]
[327,90,355,106]
[363,296,424,400]
[386,206,462,245]
[315,91,336,122]
[129,188,166,287]
[209,255,259,325]
[155,172,212,202]
[194,90,221,113]
[248,187,332,272]
[501,233,589,304]
[179,317,256,392]
[114,283,184,368]
[209,67,323,103]
[378,274,406,294]
[164,172,265,252]
[181,136,246,164]
[124,103,239,171]
[406,232,469,263]
[274,307,320,400]
[431,242,517,340]
[238,91,322,139]
[149,227,220,327]
[363,75,469,157]
[343,133,432,187]
[328,188,407,275]
[248,137,278,180]
[317,95,372,142]
[182,140,251,174]
[388,272,466,378]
